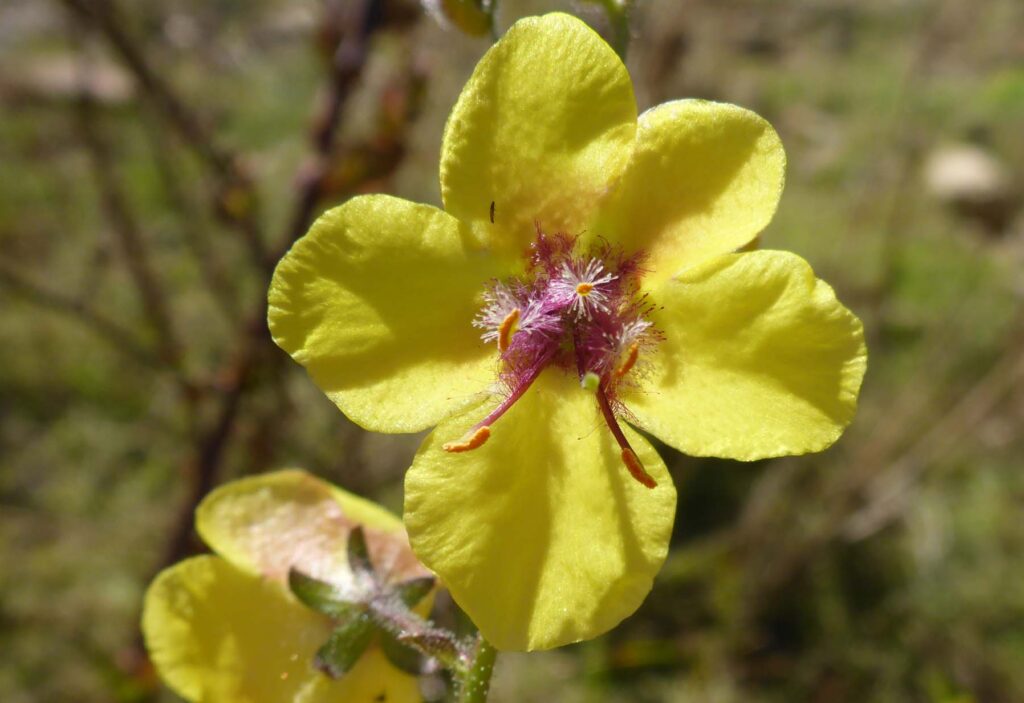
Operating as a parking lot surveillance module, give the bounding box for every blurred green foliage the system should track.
[1,0,1022,701]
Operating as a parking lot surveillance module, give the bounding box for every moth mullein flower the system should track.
[268,14,866,651]
[142,470,429,703]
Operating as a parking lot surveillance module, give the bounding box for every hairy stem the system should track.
[457,637,498,703]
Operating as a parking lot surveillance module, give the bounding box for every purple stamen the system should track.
[452,226,662,488]
[596,382,657,489]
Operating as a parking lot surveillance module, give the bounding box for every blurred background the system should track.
[1,0,1022,701]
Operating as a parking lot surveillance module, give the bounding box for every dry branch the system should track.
[75,92,183,369]
[59,0,268,267]
[0,259,160,371]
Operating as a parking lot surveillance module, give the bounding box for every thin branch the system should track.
[74,90,183,369]
[154,0,425,583]
[158,0,395,565]
[59,0,234,177]
[143,114,243,322]
[160,321,262,566]
[58,0,268,267]
[272,0,388,266]
[0,259,160,371]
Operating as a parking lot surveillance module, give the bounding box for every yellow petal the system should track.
[142,556,421,703]
[269,194,507,433]
[626,251,866,460]
[440,13,637,252]
[404,371,676,651]
[593,100,786,284]
[197,469,430,586]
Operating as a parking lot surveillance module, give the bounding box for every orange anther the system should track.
[621,448,657,489]
[615,341,640,378]
[497,308,520,353]
[575,282,594,296]
[443,426,491,453]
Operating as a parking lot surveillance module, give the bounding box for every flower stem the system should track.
[457,637,498,703]
[484,0,500,42]
[594,0,633,60]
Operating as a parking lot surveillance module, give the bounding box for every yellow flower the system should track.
[268,14,866,651]
[142,469,429,703]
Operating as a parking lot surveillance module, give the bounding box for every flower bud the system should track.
[423,0,493,37]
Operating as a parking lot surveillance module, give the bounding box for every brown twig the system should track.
[271,0,389,266]
[0,259,161,372]
[58,0,268,267]
[74,91,184,370]
[160,0,406,567]
[142,113,243,322]
[58,0,235,178]
[232,0,426,484]
[160,316,265,568]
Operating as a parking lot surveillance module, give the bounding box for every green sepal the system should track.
[314,612,377,679]
[394,576,435,608]
[379,629,431,676]
[288,568,365,621]
[346,526,373,577]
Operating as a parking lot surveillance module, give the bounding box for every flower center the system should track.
[446,228,661,489]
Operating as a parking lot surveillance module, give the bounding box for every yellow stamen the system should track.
[497,308,520,353]
[575,282,594,296]
[443,426,491,453]
[615,341,640,378]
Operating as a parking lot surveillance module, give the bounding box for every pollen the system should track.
[621,448,657,489]
[497,308,520,353]
[443,426,491,453]
[615,341,640,378]
[468,228,661,474]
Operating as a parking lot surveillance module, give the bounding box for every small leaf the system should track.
[347,526,373,577]
[314,613,376,679]
[288,568,364,620]
[379,629,432,675]
[394,576,435,608]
